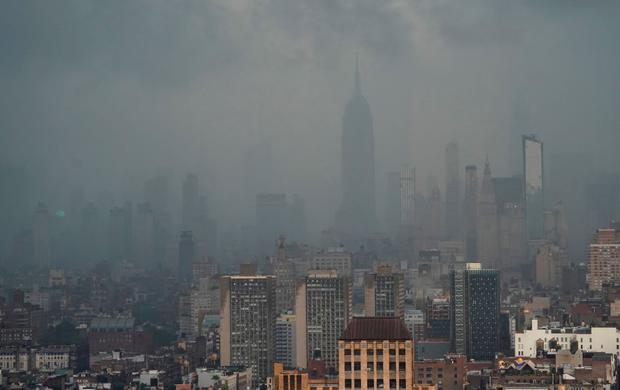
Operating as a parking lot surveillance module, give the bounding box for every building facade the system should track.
[220,273,277,383]
[450,263,500,361]
[514,319,620,357]
[295,270,352,371]
[364,265,405,317]
[588,227,620,291]
[338,317,414,390]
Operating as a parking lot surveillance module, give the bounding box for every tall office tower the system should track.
[335,58,377,240]
[523,135,544,240]
[463,165,479,261]
[108,204,132,263]
[445,142,461,240]
[493,177,527,271]
[288,194,307,244]
[256,193,288,256]
[398,165,416,259]
[275,313,296,368]
[295,270,352,371]
[400,165,415,227]
[220,270,277,384]
[338,317,414,390]
[182,173,199,231]
[450,263,500,361]
[178,231,195,281]
[535,243,566,289]
[364,264,405,317]
[424,297,450,339]
[32,202,52,268]
[132,202,155,266]
[273,237,297,314]
[310,248,352,277]
[385,171,402,240]
[80,202,104,263]
[544,202,568,250]
[477,159,498,268]
[587,227,620,291]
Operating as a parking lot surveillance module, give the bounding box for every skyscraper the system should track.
[450,263,500,361]
[464,165,479,261]
[522,135,544,240]
[445,142,460,240]
[400,165,415,228]
[220,270,277,384]
[477,159,498,268]
[493,176,527,271]
[364,264,405,317]
[335,57,377,240]
[273,236,297,314]
[295,270,352,371]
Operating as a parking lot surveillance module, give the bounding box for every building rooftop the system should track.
[340,317,412,341]
[90,317,135,331]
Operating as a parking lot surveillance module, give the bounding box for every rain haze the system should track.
[1,1,619,264]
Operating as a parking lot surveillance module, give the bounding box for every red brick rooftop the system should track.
[340,317,412,341]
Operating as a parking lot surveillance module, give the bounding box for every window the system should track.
[367,380,374,388]
[389,380,397,388]
[389,362,396,371]
[367,362,374,371]
[399,349,405,356]
[345,362,351,371]
[368,349,374,356]
[345,379,352,388]
[354,349,361,356]
[345,349,351,356]
[399,380,406,388]
[377,349,384,356]
[354,379,361,388]
[377,362,383,371]
[389,349,396,356]
[399,362,406,371]
[354,362,361,371]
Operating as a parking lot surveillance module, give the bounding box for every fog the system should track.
[1,0,619,261]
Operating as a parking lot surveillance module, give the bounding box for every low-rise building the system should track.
[514,319,620,357]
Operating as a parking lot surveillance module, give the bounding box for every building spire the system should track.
[484,154,491,176]
[354,52,361,95]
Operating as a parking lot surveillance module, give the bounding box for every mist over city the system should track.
[0,1,620,389]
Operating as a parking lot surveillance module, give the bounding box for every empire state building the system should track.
[334,59,377,239]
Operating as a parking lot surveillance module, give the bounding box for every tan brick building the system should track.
[588,228,620,291]
[338,317,414,390]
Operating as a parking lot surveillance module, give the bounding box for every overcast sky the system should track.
[1,0,619,234]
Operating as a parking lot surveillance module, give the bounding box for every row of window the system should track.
[344,349,406,356]
[343,379,407,388]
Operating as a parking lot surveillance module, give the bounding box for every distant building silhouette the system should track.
[335,57,377,241]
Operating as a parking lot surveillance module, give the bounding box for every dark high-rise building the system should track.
[493,176,527,271]
[445,142,460,240]
[464,165,479,261]
[335,58,377,240]
[425,297,450,339]
[450,263,500,361]
[178,231,195,281]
